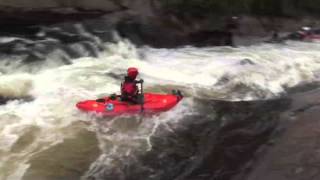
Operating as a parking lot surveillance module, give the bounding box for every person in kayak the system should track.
[288,26,313,40]
[120,67,143,104]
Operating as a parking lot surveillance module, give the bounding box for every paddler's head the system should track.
[127,67,139,79]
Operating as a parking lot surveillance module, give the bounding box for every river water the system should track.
[1,38,320,180]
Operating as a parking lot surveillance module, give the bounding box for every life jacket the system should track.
[121,76,138,96]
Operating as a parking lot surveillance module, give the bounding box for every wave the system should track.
[0,74,33,101]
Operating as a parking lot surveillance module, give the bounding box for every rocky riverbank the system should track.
[232,83,320,180]
[1,0,320,50]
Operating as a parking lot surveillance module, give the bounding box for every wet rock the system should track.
[240,58,255,66]
[116,20,182,48]
[216,75,231,85]
[0,8,107,26]
[0,97,10,105]
[187,30,233,47]
[0,96,33,105]
[22,128,101,180]
[234,87,320,180]
[116,20,234,48]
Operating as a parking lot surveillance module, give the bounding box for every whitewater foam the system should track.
[1,40,320,179]
[0,74,33,99]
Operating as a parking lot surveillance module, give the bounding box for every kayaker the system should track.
[296,26,312,40]
[120,67,143,104]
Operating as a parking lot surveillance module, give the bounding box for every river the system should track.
[1,37,320,180]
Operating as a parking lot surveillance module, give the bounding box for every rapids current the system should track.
[1,39,320,180]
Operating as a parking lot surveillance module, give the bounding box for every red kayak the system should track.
[305,34,320,41]
[76,91,183,116]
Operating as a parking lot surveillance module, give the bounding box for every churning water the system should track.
[1,39,320,180]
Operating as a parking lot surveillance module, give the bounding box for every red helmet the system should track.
[127,67,139,79]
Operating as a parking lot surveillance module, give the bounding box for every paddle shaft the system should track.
[140,80,144,112]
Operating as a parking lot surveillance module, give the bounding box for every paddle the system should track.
[139,79,144,113]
